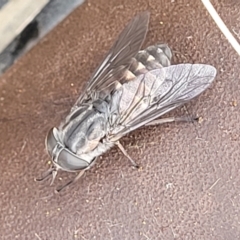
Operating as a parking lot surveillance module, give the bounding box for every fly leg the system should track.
[55,170,86,193]
[55,159,97,193]
[116,141,139,168]
[35,167,55,182]
[116,117,198,168]
[145,116,198,126]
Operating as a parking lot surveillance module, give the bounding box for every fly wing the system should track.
[109,64,217,140]
[73,11,150,106]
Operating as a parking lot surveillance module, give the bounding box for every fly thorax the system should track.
[78,139,115,162]
[58,100,109,158]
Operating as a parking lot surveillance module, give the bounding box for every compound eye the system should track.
[57,149,89,171]
[45,128,57,156]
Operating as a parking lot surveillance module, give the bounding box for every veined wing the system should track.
[74,11,150,106]
[109,64,217,140]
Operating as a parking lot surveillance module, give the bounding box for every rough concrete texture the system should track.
[1,0,240,239]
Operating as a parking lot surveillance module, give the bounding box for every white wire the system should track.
[201,0,240,56]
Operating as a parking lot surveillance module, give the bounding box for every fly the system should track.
[37,11,217,192]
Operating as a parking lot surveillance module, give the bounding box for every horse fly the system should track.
[37,11,217,192]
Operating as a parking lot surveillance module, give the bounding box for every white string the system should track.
[201,0,240,56]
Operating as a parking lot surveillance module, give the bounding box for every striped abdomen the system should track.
[123,44,172,81]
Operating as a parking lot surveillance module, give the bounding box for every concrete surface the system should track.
[1,0,240,239]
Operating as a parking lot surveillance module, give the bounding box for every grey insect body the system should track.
[38,12,217,191]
